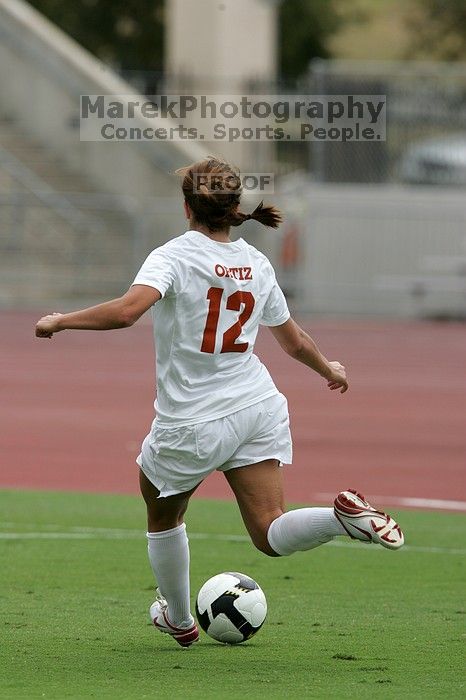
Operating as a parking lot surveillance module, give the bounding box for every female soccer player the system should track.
[36,157,404,647]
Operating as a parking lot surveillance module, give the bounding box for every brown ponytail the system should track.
[229,200,282,229]
[176,157,282,233]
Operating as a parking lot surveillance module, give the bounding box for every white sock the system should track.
[267,507,347,556]
[146,523,192,627]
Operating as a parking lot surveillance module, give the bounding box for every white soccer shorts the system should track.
[136,393,292,497]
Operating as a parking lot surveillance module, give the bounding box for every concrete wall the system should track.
[166,0,277,87]
[165,0,278,170]
[275,180,466,317]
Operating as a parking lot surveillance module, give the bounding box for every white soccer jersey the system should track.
[132,229,290,426]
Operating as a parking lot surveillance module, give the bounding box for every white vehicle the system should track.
[399,135,466,186]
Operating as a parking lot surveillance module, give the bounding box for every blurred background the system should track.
[1,7,465,693]
[1,0,465,318]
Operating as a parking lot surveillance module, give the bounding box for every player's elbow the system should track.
[283,331,305,359]
[274,335,303,357]
[118,303,138,328]
[119,311,137,327]
[285,339,304,359]
[272,320,304,358]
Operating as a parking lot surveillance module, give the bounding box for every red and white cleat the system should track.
[150,590,199,647]
[334,489,404,550]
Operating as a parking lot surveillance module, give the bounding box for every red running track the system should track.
[1,311,465,509]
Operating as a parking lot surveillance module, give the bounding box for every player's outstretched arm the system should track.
[35,284,161,338]
[269,317,348,393]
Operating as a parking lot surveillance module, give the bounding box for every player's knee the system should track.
[252,537,281,557]
[147,513,183,531]
[248,511,284,557]
[250,528,281,557]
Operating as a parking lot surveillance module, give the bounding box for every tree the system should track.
[28,0,343,79]
[279,0,341,79]
[28,0,164,70]
[406,0,466,60]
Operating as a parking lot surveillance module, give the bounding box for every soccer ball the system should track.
[195,571,267,644]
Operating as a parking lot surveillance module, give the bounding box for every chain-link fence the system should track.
[305,59,466,184]
[2,60,466,310]
[121,60,466,184]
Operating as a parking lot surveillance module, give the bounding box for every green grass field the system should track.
[1,490,465,699]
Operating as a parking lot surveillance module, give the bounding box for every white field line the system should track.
[0,524,465,555]
[316,494,466,512]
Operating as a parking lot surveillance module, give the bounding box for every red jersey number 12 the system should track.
[201,287,255,354]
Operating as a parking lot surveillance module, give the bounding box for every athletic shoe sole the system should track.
[150,601,199,647]
[334,488,404,550]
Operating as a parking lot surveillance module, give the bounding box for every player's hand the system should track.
[326,361,348,393]
[35,312,63,339]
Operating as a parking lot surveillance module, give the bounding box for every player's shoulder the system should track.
[144,232,195,264]
[153,231,191,253]
[241,239,267,260]
[242,240,275,273]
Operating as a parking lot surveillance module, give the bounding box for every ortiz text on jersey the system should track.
[215,264,253,280]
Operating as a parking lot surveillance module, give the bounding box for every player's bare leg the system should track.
[223,459,285,556]
[139,470,200,646]
[139,468,196,531]
[224,460,404,556]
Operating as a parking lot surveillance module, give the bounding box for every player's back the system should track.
[133,230,290,426]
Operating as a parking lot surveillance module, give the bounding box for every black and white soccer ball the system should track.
[195,571,267,644]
